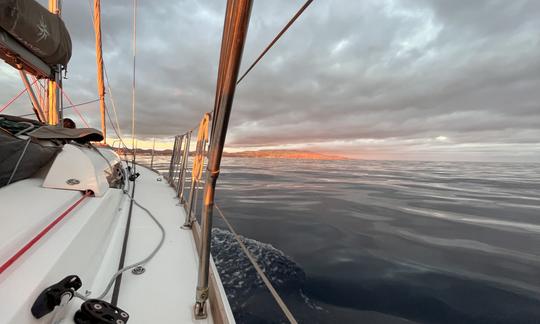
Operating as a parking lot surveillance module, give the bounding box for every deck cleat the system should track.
[31,275,82,319]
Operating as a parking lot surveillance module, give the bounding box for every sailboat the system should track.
[0,0,310,323]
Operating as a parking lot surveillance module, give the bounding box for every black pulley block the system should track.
[74,299,129,324]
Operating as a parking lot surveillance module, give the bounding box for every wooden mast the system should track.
[47,0,59,125]
[93,0,107,142]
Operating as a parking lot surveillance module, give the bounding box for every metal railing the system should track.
[131,0,309,320]
[167,129,206,225]
[134,106,298,323]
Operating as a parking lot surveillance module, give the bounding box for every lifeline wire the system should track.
[214,203,298,324]
[131,0,138,152]
[16,98,99,118]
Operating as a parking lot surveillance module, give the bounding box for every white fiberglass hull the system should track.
[0,146,233,323]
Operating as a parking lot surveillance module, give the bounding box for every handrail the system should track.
[178,131,191,203]
[141,124,298,323]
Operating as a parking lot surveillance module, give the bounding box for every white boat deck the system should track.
[109,165,231,323]
[0,161,233,323]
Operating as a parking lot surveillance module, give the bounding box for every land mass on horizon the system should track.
[115,148,349,160]
[223,149,349,160]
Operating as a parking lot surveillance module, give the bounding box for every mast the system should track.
[93,0,106,141]
[194,0,252,318]
[47,0,62,126]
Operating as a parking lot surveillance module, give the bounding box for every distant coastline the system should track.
[223,149,349,160]
[115,148,349,161]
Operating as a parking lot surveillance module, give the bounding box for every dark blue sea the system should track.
[154,157,540,324]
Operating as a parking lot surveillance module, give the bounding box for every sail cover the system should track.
[0,0,72,66]
[0,127,60,188]
[29,126,104,143]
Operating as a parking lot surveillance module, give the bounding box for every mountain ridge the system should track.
[223,149,349,160]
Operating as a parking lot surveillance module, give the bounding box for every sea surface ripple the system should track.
[150,156,540,323]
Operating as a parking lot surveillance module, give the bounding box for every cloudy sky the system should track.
[2,0,539,161]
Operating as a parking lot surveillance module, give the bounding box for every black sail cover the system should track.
[0,0,72,66]
[0,128,60,188]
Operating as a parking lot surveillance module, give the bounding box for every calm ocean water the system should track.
[147,156,540,324]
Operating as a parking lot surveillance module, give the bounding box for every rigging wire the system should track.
[236,0,314,85]
[214,203,298,324]
[105,102,129,150]
[16,98,100,118]
[131,0,138,152]
[31,79,91,127]
[0,81,36,113]
[104,66,125,145]
[61,89,91,128]
[85,0,128,149]
[175,3,313,320]
[63,98,100,109]
[212,6,314,320]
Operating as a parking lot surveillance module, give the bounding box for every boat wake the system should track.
[211,228,323,323]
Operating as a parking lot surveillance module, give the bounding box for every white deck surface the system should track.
[113,165,220,323]
[0,162,233,323]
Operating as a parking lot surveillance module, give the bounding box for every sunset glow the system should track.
[1,0,538,162]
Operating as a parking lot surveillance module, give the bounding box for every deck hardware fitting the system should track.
[31,275,82,319]
[74,299,129,324]
[181,222,193,230]
[131,266,145,275]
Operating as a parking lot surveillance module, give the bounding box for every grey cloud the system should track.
[1,0,539,161]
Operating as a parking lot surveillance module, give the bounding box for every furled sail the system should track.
[0,0,72,69]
